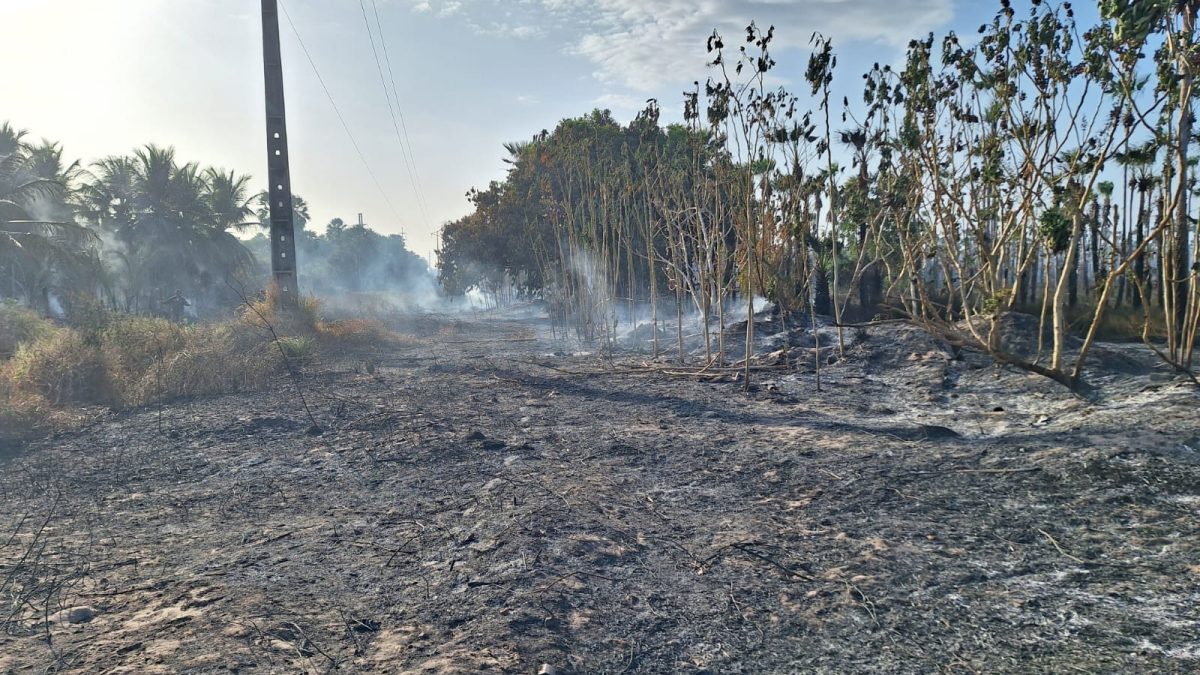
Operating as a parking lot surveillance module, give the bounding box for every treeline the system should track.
[437,0,1200,386]
[243,215,430,305]
[0,123,429,319]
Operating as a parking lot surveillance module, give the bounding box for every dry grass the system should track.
[241,286,419,352]
[315,317,418,350]
[0,302,55,359]
[5,329,111,406]
[0,389,51,446]
[0,309,280,444]
[1068,304,1170,342]
[0,292,417,447]
[239,284,323,337]
[1,314,287,409]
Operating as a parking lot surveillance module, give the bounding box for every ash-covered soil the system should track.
[2,311,1199,674]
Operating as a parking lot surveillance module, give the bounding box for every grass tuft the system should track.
[1,290,420,446]
[0,301,56,359]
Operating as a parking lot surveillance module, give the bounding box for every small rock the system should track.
[537,665,557,675]
[916,424,960,440]
[56,606,97,624]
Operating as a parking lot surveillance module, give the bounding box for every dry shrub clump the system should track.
[0,309,103,444]
[122,323,282,407]
[5,329,110,406]
[315,317,413,350]
[99,315,188,376]
[240,284,323,336]
[93,315,285,406]
[0,390,90,448]
[241,286,416,352]
[1,289,412,444]
[0,386,53,446]
[0,302,55,359]
[0,307,292,421]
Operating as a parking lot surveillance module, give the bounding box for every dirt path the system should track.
[2,316,1199,673]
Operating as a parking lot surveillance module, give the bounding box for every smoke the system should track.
[611,295,772,347]
[47,295,65,318]
[235,222,475,319]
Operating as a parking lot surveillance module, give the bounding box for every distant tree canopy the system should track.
[0,125,430,318]
[1,122,101,314]
[243,215,428,298]
[439,1,1200,385]
[78,144,259,313]
[437,109,736,304]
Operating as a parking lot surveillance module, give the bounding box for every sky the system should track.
[3,1,1101,263]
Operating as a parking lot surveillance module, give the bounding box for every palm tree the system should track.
[204,169,256,233]
[255,191,309,231]
[1115,140,1158,308]
[78,145,257,311]
[0,122,99,309]
[1095,180,1114,295]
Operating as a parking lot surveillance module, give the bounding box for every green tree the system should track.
[0,122,99,310]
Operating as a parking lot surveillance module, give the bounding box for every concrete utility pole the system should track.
[261,0,299,302]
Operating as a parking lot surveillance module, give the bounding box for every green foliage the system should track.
[982,289,1012,315]
[275,335,316,363]
[431,0,1200,380]
[4,121,434,319]
[1039,208,1073,254]
[1100,0,1171,44]
[437,108,730,303]
[77,144,257,313]
[0,122,100,311]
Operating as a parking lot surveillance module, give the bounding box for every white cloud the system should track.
[402,0,954,90]
[561,0,955,91]
[593,93,647,110]
[510,25,544,39]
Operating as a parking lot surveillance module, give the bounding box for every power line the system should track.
[277,0,405,224]
[359,0,433,231]
[370,0,433,225]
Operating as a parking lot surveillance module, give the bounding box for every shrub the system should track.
[275,335,316,364]
[1,292,416,444]
[125,324,280,406]
[240,284,323,337]
[237,287,413,352]
[314,317,407,350]
[0,389,49,446]
[100,316,188,385]
[6,328,110,405]
[0,302,55,358]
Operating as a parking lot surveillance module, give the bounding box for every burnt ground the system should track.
[2,311,1199,674]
